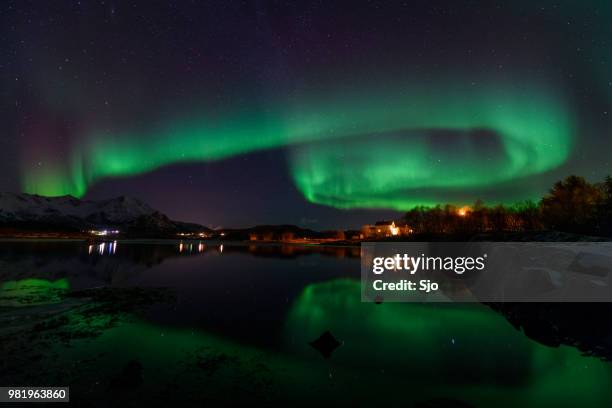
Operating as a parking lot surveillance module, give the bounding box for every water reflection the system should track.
[0,241,359,294]
[1,241,612,406]
[88,240,118,255]
[0,277,70,306]
[285,279,612,406]
[175,240,360,258]
[177,241,204,254]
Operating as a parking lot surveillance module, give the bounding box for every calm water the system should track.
[1,240,611,407]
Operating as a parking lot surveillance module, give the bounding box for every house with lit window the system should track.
[360,221,412,239]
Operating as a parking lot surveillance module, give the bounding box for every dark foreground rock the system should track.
[488,302,612,360]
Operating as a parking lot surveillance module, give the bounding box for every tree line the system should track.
[402,175,612,237]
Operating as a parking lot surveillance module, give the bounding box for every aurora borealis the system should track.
[289,82,573,209]
[21,80,574,207]
[3,1,612,227]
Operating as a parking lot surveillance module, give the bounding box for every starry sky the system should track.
[1,1,612,228]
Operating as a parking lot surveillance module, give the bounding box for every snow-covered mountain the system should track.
[0,192,208,235]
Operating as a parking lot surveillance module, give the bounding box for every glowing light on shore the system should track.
[389,222,400,236]
[457,206,470,217]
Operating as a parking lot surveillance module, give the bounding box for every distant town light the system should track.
[88,229,120,236]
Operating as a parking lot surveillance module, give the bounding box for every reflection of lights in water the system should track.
[219,244,224,253]
[178,241,210,254]
[87,241,118,256]
[178,242,196,253]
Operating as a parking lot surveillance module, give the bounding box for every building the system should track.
[360,221,412,239]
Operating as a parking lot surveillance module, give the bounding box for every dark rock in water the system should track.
[196,351,236,376]
[488,303,612,360]
[569,252,611,277]
[109,359,143,390]
[415,397,475,408]
[309,330,342,359]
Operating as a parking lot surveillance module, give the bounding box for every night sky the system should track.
[2,1,612,228]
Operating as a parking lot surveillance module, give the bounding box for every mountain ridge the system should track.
[0,192,209,236]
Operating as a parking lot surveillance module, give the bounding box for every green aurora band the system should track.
[23,81,574,209]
